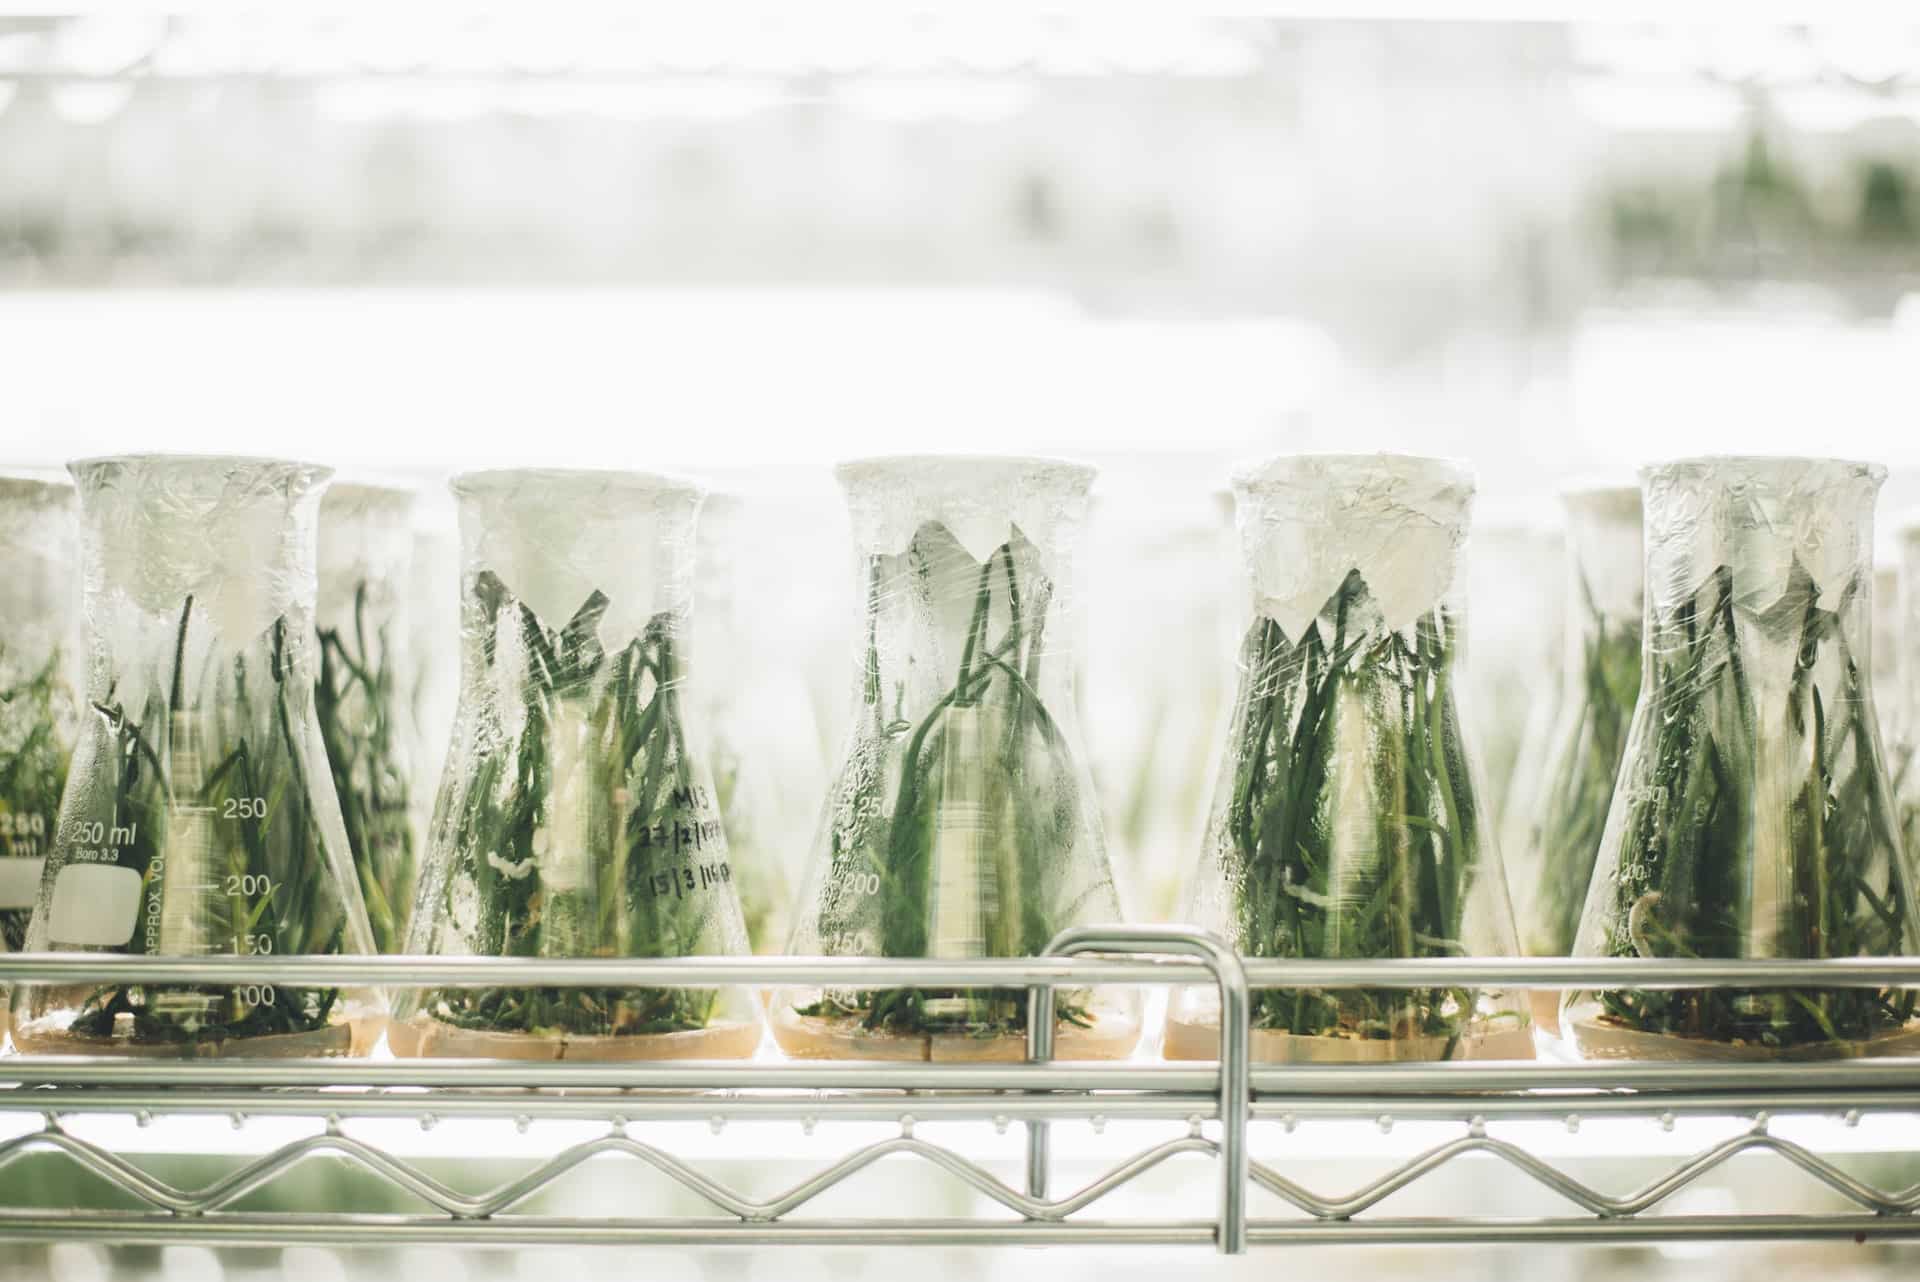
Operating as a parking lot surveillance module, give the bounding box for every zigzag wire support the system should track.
[0,934,1919,1251]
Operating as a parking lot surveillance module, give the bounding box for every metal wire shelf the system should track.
[0,926,1917,1253]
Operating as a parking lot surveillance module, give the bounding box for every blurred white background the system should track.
[6,16,1920,492]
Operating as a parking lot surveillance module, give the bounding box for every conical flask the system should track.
[773,455,1139,1063]
[13,455,384,1058]
[1567,457,1920,1061]
[1871,563,1901,753]
[315,482,420,954]
[390,469,762,1061]
[1084,492,1238,923]
[408,519,460,853]
[691,492,796,954]
[1509,486,1642,1032]
[1170,454,1533,1064]
[1466,518,1563,834]
[1896,521,1920,883]
[0,473,80,952]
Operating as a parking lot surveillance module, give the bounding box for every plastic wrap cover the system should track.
[318,483,416,642]
[452,469,705,661]
[1642,457,1883,627]
[0,471,76,629]
[1564,486,1644,630]
[1232,453,1473,641]
[68,455,330,651]
[837,454,1094,580]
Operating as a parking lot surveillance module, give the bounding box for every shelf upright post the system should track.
[1026,974,1055,1202]
[1045,926,1251,1255]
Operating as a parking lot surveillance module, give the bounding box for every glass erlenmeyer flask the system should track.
[1509,487,1642,1032]
[1083,490,1238,924]
[774,455,1137,1062]
[390,469,762,1061]
[316,482,419,954]
[1872,563,1901,751]
[692,492,795,955]
[408,519,460,856]
[1170,454,1533,1064]
[13,455,384,1058]
[1467,517,1563,837]
[1897,522,1920,880]
[1567,457,1920,1061]
[0,473,80,952]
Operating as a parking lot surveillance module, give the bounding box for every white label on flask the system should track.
[0,857,42,909]
[48,863,141,946]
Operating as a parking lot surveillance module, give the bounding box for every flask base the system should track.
[1163,1014,1536,1064]
[1529,989,1564,1037]
[770,1008,1141,1062]
[1567,1015,1920,1062]
[10,1016,378,1060]
[386,1014,763,1061]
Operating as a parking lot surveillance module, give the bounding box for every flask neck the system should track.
[836,458,1094,728]
[1643,458,1881,638]
[1234,455,1472,643]
[1556,491,1643,680]
[317,485,415,632]
[837,455,1094,583]
[453,470,701,650]
[854,522,1080,725]
[71,456,328,646]
[0,479,76,637]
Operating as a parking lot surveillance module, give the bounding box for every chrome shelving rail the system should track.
[0,926,1915,1253]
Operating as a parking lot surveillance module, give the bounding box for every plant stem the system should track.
[62,599,346,1048]
[1587,561,1915,1048]
[415,577,732,1038]
[1217,571,1496,1045]
[800,526,1097,1039]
